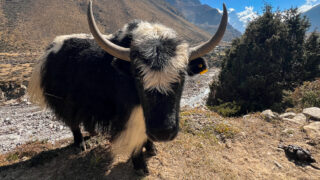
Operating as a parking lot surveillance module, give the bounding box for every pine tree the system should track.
[207,5,312,115]
[304,32,320,80]
[282,8,310,88]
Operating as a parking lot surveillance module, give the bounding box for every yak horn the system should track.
[87,0,131,61]
[189,4,228,61]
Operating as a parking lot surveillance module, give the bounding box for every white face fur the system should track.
[131,22,190,94]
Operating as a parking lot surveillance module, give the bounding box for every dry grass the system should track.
[1,109,320,179]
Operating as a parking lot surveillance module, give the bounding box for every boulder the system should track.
[279,112,296,119]
[303,122,320,139]
[303,107,320,120]
[261,109,279,122]
[282,113,306,125]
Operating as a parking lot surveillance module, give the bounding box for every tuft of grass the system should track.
[6,153,19,162]
[90,153,102,168]
[208,101,241,117]
[212,122,239,139]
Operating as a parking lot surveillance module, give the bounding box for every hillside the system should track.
[165,0,242,41]
[304,4,320,32]
[0,0,211,52]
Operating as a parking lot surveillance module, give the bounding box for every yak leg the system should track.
[71,126,86,151]
[131,148,149,176]
[144,139,157,157]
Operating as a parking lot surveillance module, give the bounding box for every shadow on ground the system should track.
[0,143,144,180]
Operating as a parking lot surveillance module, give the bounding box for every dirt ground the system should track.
[0,108,319,180]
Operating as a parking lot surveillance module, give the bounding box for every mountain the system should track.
[228,10,246,33]
[303,4,320,32]
[0,0,211,52]
[165,0,242,41]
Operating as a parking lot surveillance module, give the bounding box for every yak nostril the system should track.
[146,127,178,142]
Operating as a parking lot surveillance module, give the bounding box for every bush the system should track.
[284,79,320,109]
[208,101,241,117]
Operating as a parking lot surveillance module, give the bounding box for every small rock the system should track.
[239,132,247,138]
[4,118,11,124]
[280,112,296,119]
[274,161,283,169]
[261,110,279,122]
[49,124,54,128]
[225,140,232,149]
[59,125,64,130]
[303,122,320,139]
[303,107,320,120]
[282,128,295,136]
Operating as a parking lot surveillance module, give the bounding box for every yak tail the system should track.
[27,54,47,108]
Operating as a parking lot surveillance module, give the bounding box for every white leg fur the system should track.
[112,106,147,156]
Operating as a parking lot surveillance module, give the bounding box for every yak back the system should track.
[40,35,139,136]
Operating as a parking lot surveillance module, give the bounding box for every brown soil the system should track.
[1,108,319,180]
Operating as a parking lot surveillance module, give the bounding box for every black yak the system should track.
[28,1,228,175]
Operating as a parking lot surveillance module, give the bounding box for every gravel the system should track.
[0,102,72,154]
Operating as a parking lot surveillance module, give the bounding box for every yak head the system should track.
[87,1,228,142]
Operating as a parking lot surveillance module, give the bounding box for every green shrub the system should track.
[284,79,320,109]
[208,101,241,117]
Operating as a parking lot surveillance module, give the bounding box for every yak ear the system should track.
[111,59,132,76]
[187,57,208,76]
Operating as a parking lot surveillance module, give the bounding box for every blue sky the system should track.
[200,0,320,13]
[199,0,320,32]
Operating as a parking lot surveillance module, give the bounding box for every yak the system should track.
[28,1,228,175]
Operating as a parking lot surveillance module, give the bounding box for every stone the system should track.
[4,118,11,124]
[282,128,295,136]
[303,107,320,120]
[282,113,306,125]
[0,89,5,102]
[261,109,279,121]
[49,124,54,128]
[280,112,296,119]
[274,161,283,169]
[303,122,320,139]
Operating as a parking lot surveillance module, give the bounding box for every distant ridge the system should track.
[303,4,320,32]
[0,0,212,52]
[165,0,242,41]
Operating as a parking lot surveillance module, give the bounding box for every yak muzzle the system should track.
[146,127,178,142]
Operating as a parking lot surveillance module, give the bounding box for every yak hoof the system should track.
[134,167,149,176]
[146,146,157,157]
[80,141,87,151]
[73,141,86,152]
